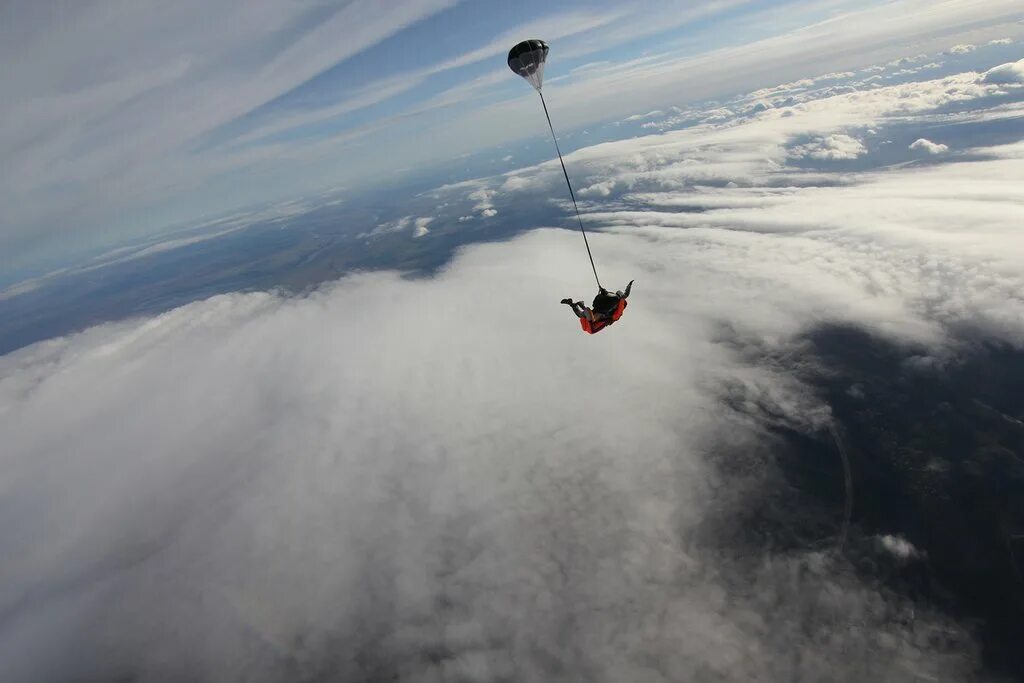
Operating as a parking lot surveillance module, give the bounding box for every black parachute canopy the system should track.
[507,39,549,91]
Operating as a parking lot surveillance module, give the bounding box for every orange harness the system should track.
[580,299,627,334]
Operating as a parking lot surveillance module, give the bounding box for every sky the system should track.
[2,0,1022,277]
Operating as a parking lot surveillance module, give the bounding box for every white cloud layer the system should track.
[0,220,991,681]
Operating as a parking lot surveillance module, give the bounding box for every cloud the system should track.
[579,181,616,198]
[467,186,500,218]
[413,217,433,238]
[701,107,736,123]
[791,134,867,160]
[946,43,977,55]
[0,0,461,265]
[364,215,414,238]
[909,138,949,154]
[442,70,1024,351]
[622,110,665,122]
[878,534,925,561]
[887,54,929,67]
[5,0,1023,275]
[982,59,1024,85]
[365,215,437,239]
[0,222,990,681]
[222,8,624,150]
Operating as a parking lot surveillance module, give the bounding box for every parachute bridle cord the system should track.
[508,38,602,289]
[538,91,602,290]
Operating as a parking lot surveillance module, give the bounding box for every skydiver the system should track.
[561,280,633,328]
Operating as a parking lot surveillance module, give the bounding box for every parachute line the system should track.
[538,90,602,290]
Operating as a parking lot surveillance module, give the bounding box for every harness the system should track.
[580,298,627,334]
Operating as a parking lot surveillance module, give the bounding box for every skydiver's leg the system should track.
[562,299,585,319]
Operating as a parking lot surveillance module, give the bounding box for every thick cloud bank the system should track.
[0,230,987,683]
[3,61,1024,682]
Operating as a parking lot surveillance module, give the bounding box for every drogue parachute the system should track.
[507,39,549,91]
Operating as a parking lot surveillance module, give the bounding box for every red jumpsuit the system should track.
[579,298,627,334]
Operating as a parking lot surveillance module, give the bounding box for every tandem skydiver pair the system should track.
[561,281,633,335]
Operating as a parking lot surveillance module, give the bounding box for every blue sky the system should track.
[1,0,1021,278]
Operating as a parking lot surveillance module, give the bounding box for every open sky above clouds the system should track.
[2,2,1024,681]
[2,0,1023,276]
